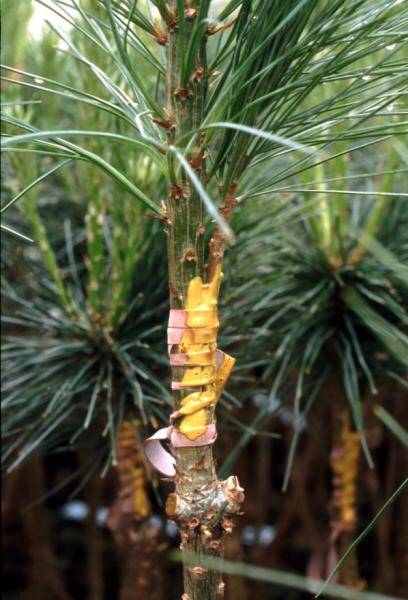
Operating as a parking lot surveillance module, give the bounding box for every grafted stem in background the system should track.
[107,422,163,600]
[162,3,243,599]
[330,406,364,589]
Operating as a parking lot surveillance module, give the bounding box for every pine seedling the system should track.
[230,139,407,586]
[2,1,407,597]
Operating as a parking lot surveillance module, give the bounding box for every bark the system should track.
[85,473,104,600]
[20,457,72,600]
[118,520,165,600]
[161,4,244,599]
[393,389,408,597]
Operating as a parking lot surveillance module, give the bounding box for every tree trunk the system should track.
[161,4,244,599]
[85,472,104,600]
[21,457,72,600]
[107,422,164,600]
[329,401,363,589]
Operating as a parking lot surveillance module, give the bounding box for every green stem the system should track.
[23,194,75,315]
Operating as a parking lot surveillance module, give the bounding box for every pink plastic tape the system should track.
[171,377,215,391]
[167,326,218,345]
[170,348,227,389]
[168,309,188,328]
[167,308,218,346]
[168,309,217,328]
[143,424,217,478]
[169,350,215,366]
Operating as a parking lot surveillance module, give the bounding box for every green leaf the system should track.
[201,122,312,154]
[316,478,408,598]
[1,130,163,213]
[1,159,73,214]
[343,288,408,367]
[170,550,394,600]
[1,223,33,242]
[373,405,408,447]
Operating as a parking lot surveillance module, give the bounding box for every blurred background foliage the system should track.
[1,1,407,599]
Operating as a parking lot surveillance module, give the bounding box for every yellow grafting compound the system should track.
[174,264,235,440]
[144,263,236,477]
[332,415,360,526]
[118,422,150,519]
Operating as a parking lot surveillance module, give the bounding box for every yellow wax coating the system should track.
[179,409,208,439]
[118,422,150,518]
[179,327,218,345]
[214,354,236,401]
[178,390,216,439]
[179,365,215,387]
[132,463,150,518]
[185,264,222,327]
[178,266,223,440]
[183,350,215,366]
[332,420,360,525]
[178,390,216,416]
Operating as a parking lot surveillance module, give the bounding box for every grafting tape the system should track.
[144,266,235,476]
[143,424,217,478]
